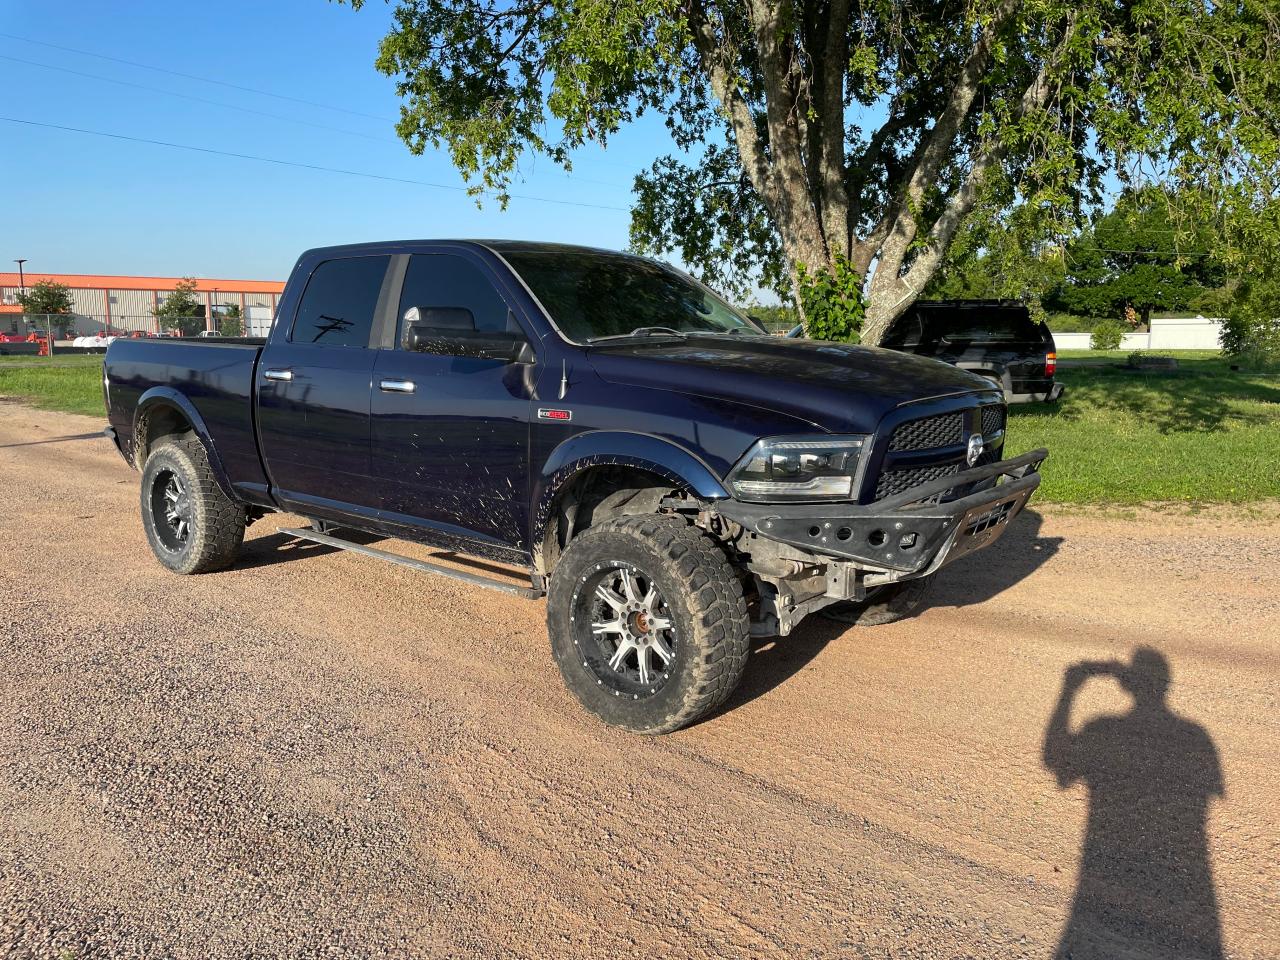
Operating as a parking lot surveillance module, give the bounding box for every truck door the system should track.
[369,251,534,557]
[256,254,391,521]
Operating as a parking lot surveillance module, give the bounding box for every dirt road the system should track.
[1,402,1276,959]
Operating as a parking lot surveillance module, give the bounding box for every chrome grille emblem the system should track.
[966,433,985,466]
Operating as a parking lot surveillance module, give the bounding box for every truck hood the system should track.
[586,335,991,433]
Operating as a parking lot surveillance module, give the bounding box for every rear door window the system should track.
[290,256,390,347]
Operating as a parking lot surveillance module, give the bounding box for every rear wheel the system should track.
[547,515,749,734]
[140,437,245,574]
[821,574,934,627]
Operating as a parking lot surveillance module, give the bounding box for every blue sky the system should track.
[1,0,670,282]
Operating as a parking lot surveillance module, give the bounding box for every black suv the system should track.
[791,299,1063,403]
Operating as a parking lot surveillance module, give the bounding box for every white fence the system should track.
[1053,316,1224,351]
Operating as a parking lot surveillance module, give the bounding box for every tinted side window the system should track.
[396,254,514,343]
[291,256,389,347]
[918,307,1040,342]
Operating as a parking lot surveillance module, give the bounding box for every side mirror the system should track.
[403,322,534,364]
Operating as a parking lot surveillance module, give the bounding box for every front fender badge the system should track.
[538,408,572,422]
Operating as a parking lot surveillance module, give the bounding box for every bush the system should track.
[796,255,864,342]
[1090,319,1126,350]
[1044,313,1099,333]
[1222,275,1280,362]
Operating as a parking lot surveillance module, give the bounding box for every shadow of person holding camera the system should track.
[1042,648,1225,959]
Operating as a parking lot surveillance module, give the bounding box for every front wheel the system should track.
[140,437,245,574]
[547,516,750,734]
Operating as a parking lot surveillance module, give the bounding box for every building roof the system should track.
[0,272,285,293]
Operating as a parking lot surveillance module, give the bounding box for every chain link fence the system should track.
[1,312,266,354]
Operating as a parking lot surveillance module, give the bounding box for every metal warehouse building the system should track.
[0,272,285,337]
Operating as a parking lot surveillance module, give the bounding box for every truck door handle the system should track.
[379,378,416,394]
[262,368,293,382]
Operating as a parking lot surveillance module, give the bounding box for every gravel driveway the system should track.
[1,403,1276,959]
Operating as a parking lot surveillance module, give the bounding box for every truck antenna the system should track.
[558,359,569,400]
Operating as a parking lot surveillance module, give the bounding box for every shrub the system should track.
[796,255,864,342]
[1090,319,1125,350]
[1222,275,1280,362]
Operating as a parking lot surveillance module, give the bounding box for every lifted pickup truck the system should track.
[104,241,1046,733]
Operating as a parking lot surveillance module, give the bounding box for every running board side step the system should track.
[278,526,544,599]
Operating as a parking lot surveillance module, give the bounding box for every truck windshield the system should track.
[500,249,763,343]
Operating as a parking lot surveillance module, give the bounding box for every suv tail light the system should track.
[1045,351,1057,377]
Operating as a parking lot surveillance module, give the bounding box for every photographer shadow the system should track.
[1043,648,1225,959]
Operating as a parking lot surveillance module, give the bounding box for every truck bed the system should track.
[104,337,270,502]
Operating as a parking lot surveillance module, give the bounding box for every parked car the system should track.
[104,241,1046,733]
[789,299,1063,403]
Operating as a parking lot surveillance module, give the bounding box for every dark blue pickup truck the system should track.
[104,240,1046,733]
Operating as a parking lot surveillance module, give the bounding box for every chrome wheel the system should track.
[572,562,678,698]
[150,469,192,552]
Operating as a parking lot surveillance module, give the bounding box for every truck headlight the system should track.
[727,435,869,502]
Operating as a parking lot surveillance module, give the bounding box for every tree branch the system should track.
[872,0,1022,289]
[745,0,828,268]
[685,1,777,211]
[818,0,852,256]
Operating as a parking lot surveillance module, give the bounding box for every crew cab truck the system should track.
[104,241,1046,734]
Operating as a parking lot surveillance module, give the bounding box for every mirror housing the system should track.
[403,323,534,364]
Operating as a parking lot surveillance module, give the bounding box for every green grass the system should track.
[1056,348,1223,361]
[2,354,1275,505]
[0,355,105,416]
[1004,357,1280,503]
[0,353,106,365]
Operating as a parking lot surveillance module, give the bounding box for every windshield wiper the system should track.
[587,326,689,343]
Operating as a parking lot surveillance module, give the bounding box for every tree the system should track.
[1046,190,1224,328]
[153,278,206,337]
[343,0,1280,344]
[217,303,244,337]
[16,280,74,336]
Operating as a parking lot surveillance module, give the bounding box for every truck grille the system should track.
[981,404,1006,436]
[888,412,964,451]
[874,461,962,500]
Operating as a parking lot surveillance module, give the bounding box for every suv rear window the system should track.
[884,304,1045,347]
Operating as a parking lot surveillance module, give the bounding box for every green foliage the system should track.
[343,0,1280,336]
[15,279,73,316]
[1222,279,1280,361]
[796,256,864,343]
[215,303,244,337]
[1090,319,1125,351]
[153,278,205,337]
[1045,189,1225,325]
[1219,200,1280,363]
[630,147,788,300]
[1044,313,1100,333]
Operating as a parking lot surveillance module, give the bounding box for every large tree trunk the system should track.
[694,0,1064,345]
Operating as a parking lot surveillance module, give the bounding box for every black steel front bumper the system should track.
[716,448,1047,576]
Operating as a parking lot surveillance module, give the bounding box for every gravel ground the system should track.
[1,402,1277,959]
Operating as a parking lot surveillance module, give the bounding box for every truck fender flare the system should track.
[133,387,237,501]
[532,431,729,545]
